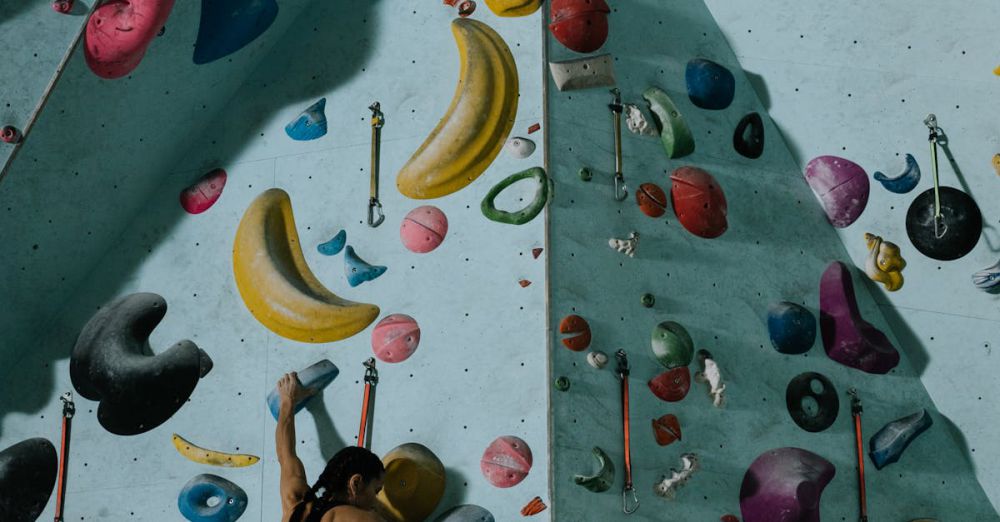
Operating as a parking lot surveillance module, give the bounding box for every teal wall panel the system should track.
[0,2,549,521]
[545,1,998,520]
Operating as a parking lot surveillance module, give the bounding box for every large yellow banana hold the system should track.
[396,18,519,199]
[233,189,379,343]
[172,434,260,467]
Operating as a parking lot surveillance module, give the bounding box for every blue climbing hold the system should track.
[869,409,933,470]
[767,301,816,355]
[317,230,347,256]
[434,504,496,522]
[266,360,339,420]
[873,153,921,194]
[193,0,279,65]
[178,474,248,522]
[285,98,328,141]
[685,58,735,110]
[345,246,387,287]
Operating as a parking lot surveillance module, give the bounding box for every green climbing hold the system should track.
[481,167,553,225]
[573,446,615,493]
[651,321,694,369]
[641,293,655,308]
[642,86,695,159]
[579,167,593,182]
[555,376,571,391]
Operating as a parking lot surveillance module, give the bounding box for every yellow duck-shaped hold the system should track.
[864,233,906,291]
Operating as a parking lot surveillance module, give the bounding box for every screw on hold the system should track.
[1,125,21,144]
[457,0,476,16]
[641,293,655,308]
[579,167,593,182]
[52,0,74,13]
[555,376,571,391]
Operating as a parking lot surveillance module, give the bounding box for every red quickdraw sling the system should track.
[616,350,639,514]
[357,358,378,450]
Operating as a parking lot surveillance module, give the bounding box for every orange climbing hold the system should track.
[520,497,547,516]
[559,314,591,351]
[532,247,543,258]
[519,279,532,287]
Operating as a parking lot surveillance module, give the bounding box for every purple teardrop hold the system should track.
[740,447,835,522]
[819,261,900,374]
[804,155,870,228]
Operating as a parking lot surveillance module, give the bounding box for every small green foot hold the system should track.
[555,376,571,391]
[579,167,592,182]
[573,446,615,493]
[641,293,655,308]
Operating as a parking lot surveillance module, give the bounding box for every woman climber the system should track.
[276,372,387,522]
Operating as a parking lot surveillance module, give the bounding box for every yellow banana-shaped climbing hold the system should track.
[485,0,542,17]
[396,18,518,199]
[172,434,260,467]
[233,189,379,343]
[864,233,906,291]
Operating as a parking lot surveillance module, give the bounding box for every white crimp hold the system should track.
[609,231,639,258]
[624,104,657,136]
[587,351,608,369]
[694,349,725,408]
[654,453,699,499]
[504,136,536,159]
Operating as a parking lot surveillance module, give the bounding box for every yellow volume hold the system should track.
[485,0,542,17]
[396,18,519,199]
[233,189,379,343]
[172,434,260,467]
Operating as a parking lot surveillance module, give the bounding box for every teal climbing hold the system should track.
[318,230,346,256]
[285,98,328,141]
[345,246,386,287]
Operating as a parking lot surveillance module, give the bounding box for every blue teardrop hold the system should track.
[318,229,346,256]
[686,58,736,110]
[285,98,328,141]
[345,246,387,287]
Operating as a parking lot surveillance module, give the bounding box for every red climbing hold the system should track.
[636,182,668,218]
[559,314,591,351]
[549,0,611,53]
[1,125,21,144]
[532,248,543,259]
[670,166,728,239]
[481,436,532,488]
[519,279,532,288]
[84,0,177,79]
[721,515,740,522]
[457,0,476,16]
[648,367,691,402]
[52,0,74,14]
[527,123,541,134]
[179,168,227,214]
[652,414,682,446]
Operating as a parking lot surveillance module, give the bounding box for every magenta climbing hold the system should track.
[400,205,448,253]
[740,447,835,522]
[804,156,870,228]
[820,261,899,374]
[84,0,177,79]
[481,436,532,488]
[372,314,421,363]
[1,125,21,144]
[179,168,227,214]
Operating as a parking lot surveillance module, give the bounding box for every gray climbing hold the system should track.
[70,293,213,435]
[434,504,496,522]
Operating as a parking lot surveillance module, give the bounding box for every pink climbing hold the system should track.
[179,168,227,214]
[804,155,870,228]
[1,125,21,144]
[481,436,533,488]
[52,0,74,14]
[84,0,177,79]
[400,205,449,253]
[820,261,899,374]
[371,314,421,364]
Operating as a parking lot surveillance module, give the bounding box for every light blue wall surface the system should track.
[1,1,549,521]
[545,1,998,520]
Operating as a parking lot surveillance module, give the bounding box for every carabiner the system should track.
[622,485,640,514]
[368,198,385,228]
[609,88,626,202]
[924,113,946,238]
[367,102,385,228]
[614,173,628,201]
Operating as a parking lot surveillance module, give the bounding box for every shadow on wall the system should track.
[0,0,383,435]
[0,0,41,29]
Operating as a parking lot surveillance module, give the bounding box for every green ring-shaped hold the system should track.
[579,167,593,182]
[481,167,552,225]
[555,376,571,391]
[573,446,615,493]
[651,320,694,369]
[641,293,655,308]
[643,86,695,159]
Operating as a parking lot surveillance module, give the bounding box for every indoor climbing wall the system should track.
[703,0,1000,510]
[546,0,999,520]
[0,0,317,390]
[1,2,549,522]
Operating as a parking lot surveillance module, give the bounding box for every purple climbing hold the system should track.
[804,155,870,228]
[740,447,835,522]
[819,261,900,374]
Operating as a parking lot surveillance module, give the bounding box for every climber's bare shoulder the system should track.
[321,505,386,522]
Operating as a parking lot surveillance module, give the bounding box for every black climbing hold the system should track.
[0,438,58,522]
[905,186,982,261]
[70,293,213,436]
[733,112,764,159]
[785,372,839,433]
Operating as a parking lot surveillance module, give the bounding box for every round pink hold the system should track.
[804,155,870,228]
[371,314,421,363]
[480,435,533,488]
[180,168,227,214]
[84,0,177,79]
[401,205,448,253]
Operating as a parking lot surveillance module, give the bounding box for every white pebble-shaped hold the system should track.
[587,351,609,369]
[624,104,657,136]
[505,136,536,159]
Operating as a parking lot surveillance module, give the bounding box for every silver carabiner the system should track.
[367,198,385,228]
[614,173,628,201]
[622,485,639,514]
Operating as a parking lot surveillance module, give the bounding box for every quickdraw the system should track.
[609,89,627,201]
[367,102,385,228]
[616,349,639,514]
[848,388,868,522]
[54,391,75,522]
[924,114,945,239]
[356,358,378,450]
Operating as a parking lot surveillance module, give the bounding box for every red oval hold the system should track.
[648,367,691,402]
[481,436,533,488]
[636,183,668,218]
[652,414,682,446]
[670,166,728,239]
[559,314,591,351]
[179,168,227,214]
[84,0,177,79]
[549,0,610,53]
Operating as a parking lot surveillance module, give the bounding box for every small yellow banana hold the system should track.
[171,434,260,467]
[396,18,518,199]
[485,0,542,17]
[233,189,380,343]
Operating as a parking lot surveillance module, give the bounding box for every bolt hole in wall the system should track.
[549,0,998,520]
[0,1,548,521]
